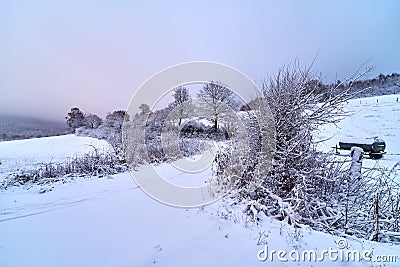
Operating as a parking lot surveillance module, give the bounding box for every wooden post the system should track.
[374,193,379,241]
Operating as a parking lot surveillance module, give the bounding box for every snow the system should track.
[0,134,114,182]
[317,94,400,171]
[155,155,212,187]
[1,95,400,266]
[2,170,398,267]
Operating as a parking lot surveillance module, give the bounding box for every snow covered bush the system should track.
[123,109,202,167]
[213,62,400,244]
[75,110,130,157]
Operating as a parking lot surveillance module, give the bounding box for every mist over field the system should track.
[0,1,399,120]
[0,115,68,142]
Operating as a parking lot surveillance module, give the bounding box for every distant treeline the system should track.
[318,72,400,98]
[348,72,400,97]
[0,115,69,142]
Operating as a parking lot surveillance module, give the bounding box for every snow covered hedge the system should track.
[214,62,400,244]
[0,148,127,189]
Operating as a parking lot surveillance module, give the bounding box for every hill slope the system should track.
[0,115,69,142]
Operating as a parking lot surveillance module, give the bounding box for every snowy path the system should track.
[0,169,261,267]
[0,175,138,222]
[2,169,399,267]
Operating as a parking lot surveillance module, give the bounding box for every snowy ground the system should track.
[1,95,400,266]
[0,134,114,181]
[317,94,400,172]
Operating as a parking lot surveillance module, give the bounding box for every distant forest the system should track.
[0,115,69,142]
[329,72,400,98]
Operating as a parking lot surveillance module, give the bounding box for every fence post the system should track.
[374,193,379,241]
[349,147,363,179]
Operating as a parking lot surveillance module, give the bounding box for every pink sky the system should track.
[0,1,399,121]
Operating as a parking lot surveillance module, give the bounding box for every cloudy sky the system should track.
[0,0,399,120]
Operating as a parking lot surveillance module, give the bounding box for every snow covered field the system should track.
[317,94,400,171]
[0,134,114,181]
[0,95,399,266]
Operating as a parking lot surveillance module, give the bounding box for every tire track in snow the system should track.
[0,184,140,222]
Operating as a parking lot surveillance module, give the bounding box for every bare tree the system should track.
[169,86,192,126]
[197,81,235,134]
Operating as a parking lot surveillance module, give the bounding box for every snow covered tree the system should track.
[66,107,85,132]
[139,104,151,116]
[84,113,102,129]
[104,110,129,130]
[168,86,192,126]
[197,81,235,134]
